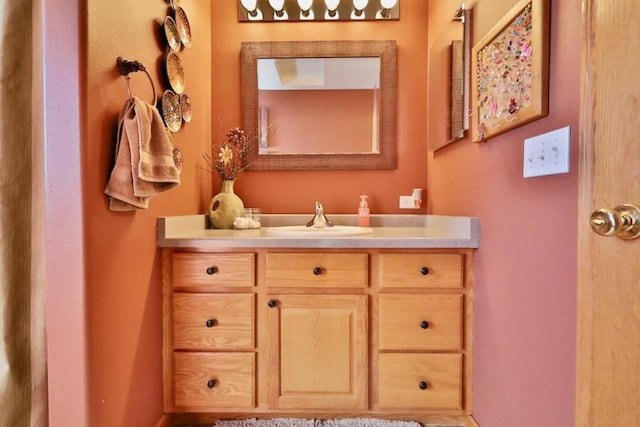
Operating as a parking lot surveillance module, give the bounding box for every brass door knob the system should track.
[590,204,640,239]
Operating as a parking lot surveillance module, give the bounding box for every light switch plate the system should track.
[399,196,416,209]
[523,126,570,178]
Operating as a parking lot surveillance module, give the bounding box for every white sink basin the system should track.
[265,225,374,237]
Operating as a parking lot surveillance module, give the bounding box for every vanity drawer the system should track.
[173,293,254,350]
[378,294,463,351]
[266,253,368,288]
[173,253,255,288]
[378,353,462,410]
[379,253,463,289]
[173,352,255,409]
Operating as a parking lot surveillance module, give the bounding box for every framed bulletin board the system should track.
[471,0,550,142]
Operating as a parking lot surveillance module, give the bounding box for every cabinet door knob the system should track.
[418,381,428,390]
[206,319,216,328]
[268,299,278,308]
[207,379,217,389]
[420,266,430,276]
[419,320,430,329]
[206,266,218,275]
[313,267,322,276]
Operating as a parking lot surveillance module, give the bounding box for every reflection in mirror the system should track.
[241,40,397,170]
[427,4,471,151]
[257,57,380,155]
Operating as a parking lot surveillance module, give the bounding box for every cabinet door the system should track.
[173,352,255,410]
[379,253,463,289]
[378,294,463,351]
[266,295,367,410]
[173,293,254,350]
[173,253,255,288]
[378,353,462,410]
[266,253,367,288]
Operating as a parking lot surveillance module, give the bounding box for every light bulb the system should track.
[298,0,314,10]
[351,0,367,18]
[380,0,397,8]
[240,0,258,11]
[325,0,340,11]
[353,0,368,10]
[269,0,285,11]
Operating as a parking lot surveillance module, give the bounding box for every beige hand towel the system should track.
[133,96,180,194]
[105,99,149,210]
[105,97,181,211]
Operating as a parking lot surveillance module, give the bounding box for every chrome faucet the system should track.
[306,201,334,228]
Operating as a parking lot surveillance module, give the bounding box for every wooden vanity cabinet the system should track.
[376,253,466,411]
[265,253,369,410]
[266,294,367,410]
[162,247,474,425]
[164,252,257,413]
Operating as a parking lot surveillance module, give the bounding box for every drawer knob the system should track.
[418,381,428,390]
[207,379,217,389]
[420,266,430,276]
[268,299,278,308]
[313,267,322,276]
[206,266,218,275]
[419,320,430,329]
[205,319,216,328]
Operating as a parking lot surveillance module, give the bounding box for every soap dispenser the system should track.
[358,195,370,227]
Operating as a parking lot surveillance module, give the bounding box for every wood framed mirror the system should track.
[241,40,397,170]
[427,5,471,151]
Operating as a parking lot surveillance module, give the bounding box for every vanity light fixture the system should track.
[324,0,340,20]
[237,0,399,22]
[268,0,289,20]
[240,0,264,20]
[297,0,315,19]
[351,0,368,19]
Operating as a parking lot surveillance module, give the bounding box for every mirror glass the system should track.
[427,5,471,151]
[257,57,380,155]
[241,40,397,170]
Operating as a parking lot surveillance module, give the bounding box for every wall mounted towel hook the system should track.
[116,56,157,105]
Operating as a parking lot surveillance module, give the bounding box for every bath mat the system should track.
[321,419,422,427]
[214,419,314,427]
[213,418,424,427]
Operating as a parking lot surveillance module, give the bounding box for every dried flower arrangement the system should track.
[202,127,254,181]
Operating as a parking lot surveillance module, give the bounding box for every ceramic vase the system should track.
[208,180,244,229]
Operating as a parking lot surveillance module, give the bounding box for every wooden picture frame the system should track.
[471,0,550,142]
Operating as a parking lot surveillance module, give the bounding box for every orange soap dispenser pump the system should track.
[358,195,370,227]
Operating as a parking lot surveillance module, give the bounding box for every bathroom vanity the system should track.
[157,214,479,426]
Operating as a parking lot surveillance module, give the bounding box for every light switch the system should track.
[523,126,570,178]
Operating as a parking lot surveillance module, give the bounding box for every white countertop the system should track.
[157,214,479,249]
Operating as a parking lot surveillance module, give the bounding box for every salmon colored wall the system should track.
[84,1,211,425]
[211,1,429,215]
[428,1,579,426]
[260,89,373,153]
[43,0,89,425]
